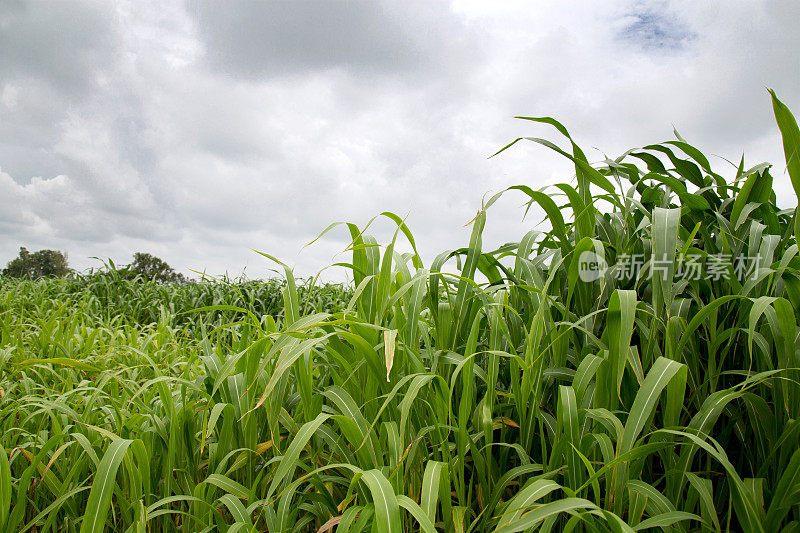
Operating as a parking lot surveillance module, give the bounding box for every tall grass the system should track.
[1,90,799,532]
[2,271,351,332]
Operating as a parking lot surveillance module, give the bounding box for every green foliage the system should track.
[1,91,800,532]
[0,271,351,334]
[2,247,69,278]
[123,252,186,283]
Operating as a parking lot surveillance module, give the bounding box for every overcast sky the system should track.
[2,0,799,281]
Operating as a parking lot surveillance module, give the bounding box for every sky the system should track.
[1,0,799,281]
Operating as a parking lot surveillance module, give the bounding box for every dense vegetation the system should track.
[0,270,350,331]
[3,247,70,279]
[2,249,191,284]
[1,91,800,532]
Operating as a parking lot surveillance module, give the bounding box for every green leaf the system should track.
[218,494,252,525]
[360,469,401,533]
[497,479,561,528]
[204,474,249,500]
[765,448,800,530]
[421,461,444,523]
[266,413,331,501]
[0,446,11,529]
[606,290,637,404]
[633,511,701,531]
[80,439,134,533]
[495,497,598,533]
[651,207,681,314]
[685,473,721,532]
[621,357,685,454]
[770,89,800,201]
[397,495,437,533]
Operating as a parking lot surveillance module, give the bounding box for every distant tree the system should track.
[126,252,186,283]
[3,247,70,278]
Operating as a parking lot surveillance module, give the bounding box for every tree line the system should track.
[1,247,186,283]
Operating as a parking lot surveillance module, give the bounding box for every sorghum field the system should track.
[2,91,800,532]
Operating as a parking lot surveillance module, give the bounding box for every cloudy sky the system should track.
[2,0,799,280]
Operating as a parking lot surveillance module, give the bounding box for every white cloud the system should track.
[1,0,798,280]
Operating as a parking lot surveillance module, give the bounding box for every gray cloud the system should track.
[0,1,120,94]
[187,0,480,81]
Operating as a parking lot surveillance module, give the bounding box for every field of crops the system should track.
[2,91,800,532]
